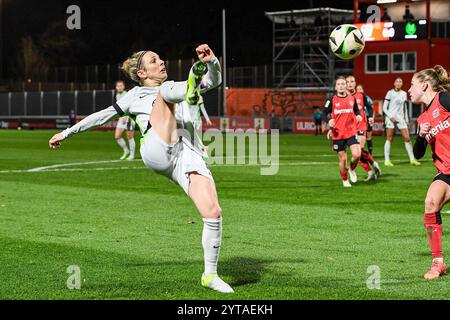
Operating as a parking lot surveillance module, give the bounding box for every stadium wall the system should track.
[354,39,450,101]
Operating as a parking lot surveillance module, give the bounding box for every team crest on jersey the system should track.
[349,100,354,106]
[433,108,440,119]
[335,103,341,107]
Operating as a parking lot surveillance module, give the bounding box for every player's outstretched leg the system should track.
[186,61,208,105]
[360,149,380,181]
[189,174,234,293]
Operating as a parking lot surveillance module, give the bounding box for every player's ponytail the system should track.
[415,65,450,92]
[434,65,450,92]
[121,51,147,84]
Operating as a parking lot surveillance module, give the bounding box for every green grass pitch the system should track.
[0,130,448,300]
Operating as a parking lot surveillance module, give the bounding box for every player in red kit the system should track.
[346,75,381,182]
[322,77,362,187]
[411,65,450,280]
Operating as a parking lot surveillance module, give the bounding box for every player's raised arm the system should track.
[196,44,222,92]
[159,44,222,104]
[49,88,135,148]
[49,106,120,149]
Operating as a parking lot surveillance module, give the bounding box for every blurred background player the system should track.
[383,77,421,167]
[322,76,362,187]
[357,84,375,155]
[411,65,450,280]
[114,80,136,160]
[68,109,77,128]
[313,106,323,135]
[346,76,381,182]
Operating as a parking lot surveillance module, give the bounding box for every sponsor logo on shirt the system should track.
[425,120,450,142]
[334,109,354,115]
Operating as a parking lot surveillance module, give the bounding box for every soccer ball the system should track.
[329,24,365,60]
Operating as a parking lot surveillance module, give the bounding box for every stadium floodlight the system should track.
[377,0,397,4]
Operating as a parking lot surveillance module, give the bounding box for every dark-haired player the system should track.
[357,84,375,155]
[347,75,381,181]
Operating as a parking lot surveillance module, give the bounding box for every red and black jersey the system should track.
[353,92,368,132]
[323,95,360,140]
[416,92,450,174]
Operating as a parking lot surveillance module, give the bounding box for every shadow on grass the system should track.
[220,256,307,287]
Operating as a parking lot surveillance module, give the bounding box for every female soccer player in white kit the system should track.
[49,44,234,293]
[383,77,421,167]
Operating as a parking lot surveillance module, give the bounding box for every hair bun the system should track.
[434,65,449,80]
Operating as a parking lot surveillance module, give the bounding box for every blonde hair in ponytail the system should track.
[415,65,450,92]
[121,51,148,84]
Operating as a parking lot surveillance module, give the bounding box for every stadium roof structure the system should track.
[265,8,355,25]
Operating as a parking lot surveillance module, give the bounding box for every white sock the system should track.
[202,218,222,277]
[384,141,391,162]
[128,138,136,157]
[405,141,414,161]
[116,138,129,153]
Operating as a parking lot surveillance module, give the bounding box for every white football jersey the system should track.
[383,89,408,120]
[116,84,173,134]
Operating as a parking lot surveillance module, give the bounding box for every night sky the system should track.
[2,0,353,79]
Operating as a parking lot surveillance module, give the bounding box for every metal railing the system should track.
[0,88,222,118]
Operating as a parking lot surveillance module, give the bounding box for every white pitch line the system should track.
[28,159,139,172]
[0,158,433,174]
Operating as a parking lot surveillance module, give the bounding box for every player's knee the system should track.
[425,196,439,212]
[209,204,222,219]
[338,156,347,164]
